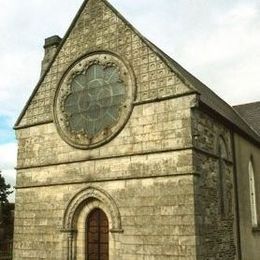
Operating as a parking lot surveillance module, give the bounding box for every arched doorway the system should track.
[86,208,109,260]
[62,186,123,259]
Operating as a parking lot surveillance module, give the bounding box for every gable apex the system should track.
[14,0,195,129]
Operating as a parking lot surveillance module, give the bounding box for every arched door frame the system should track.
[61,186,123,260]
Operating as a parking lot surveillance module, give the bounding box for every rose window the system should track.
[64,64,125,136]
[53,52,135,149]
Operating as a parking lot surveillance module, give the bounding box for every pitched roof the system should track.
[233,102,260,136]
[144,39,260,144]
[14,0,260,146]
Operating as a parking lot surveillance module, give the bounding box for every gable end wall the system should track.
[16,0,192,129]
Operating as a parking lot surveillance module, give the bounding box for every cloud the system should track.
[0,51,41,120]
[0,0,83,121]
[0,142,17,170]
[0,116,16,144]
[220,3,258,24]
[0,142,17,202]
[181,3,260,65]
[175,2,260,104]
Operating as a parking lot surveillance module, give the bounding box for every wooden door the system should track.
[86,208,109,260]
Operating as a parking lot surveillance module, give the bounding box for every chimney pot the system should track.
[44,35,62,49]
[41,35,62,76]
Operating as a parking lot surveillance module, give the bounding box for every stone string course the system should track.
[16,96,195,169]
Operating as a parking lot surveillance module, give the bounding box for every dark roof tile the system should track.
[233,102,260,136]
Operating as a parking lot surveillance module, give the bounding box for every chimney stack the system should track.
[41,35,62,76]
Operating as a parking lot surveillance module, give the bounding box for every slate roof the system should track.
[233,102,260,136]
[15,0,260,146]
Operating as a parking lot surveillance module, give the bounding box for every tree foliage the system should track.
[0,172,13,228]
[0,172,12,204]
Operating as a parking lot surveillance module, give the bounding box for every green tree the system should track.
[0,172,12,204]
[0,172,13,229]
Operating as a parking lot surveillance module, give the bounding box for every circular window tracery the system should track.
[54,52,135,149]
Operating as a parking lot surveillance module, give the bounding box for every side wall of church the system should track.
[234,134,260,260]
[191,109,237,259]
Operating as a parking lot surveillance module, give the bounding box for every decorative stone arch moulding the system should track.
[53,50,137,150]
[61,186,123,260]
[216,134,229,160]
[215,134,234,219]
[62,185,123,232]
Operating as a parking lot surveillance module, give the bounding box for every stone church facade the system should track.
[13,0,260,259]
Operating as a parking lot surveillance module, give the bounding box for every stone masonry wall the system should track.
[16,149,193,188]
[15,86,197,260]
[191,108,237,259]
[16,95,196,170]
[14,93,197,259]
[14,176,197,259]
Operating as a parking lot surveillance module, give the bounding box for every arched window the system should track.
[249,159,258,227]
[86,208,109,260]
[218,136,229,217]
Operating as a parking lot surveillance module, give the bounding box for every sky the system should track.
[0,0,260,202]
